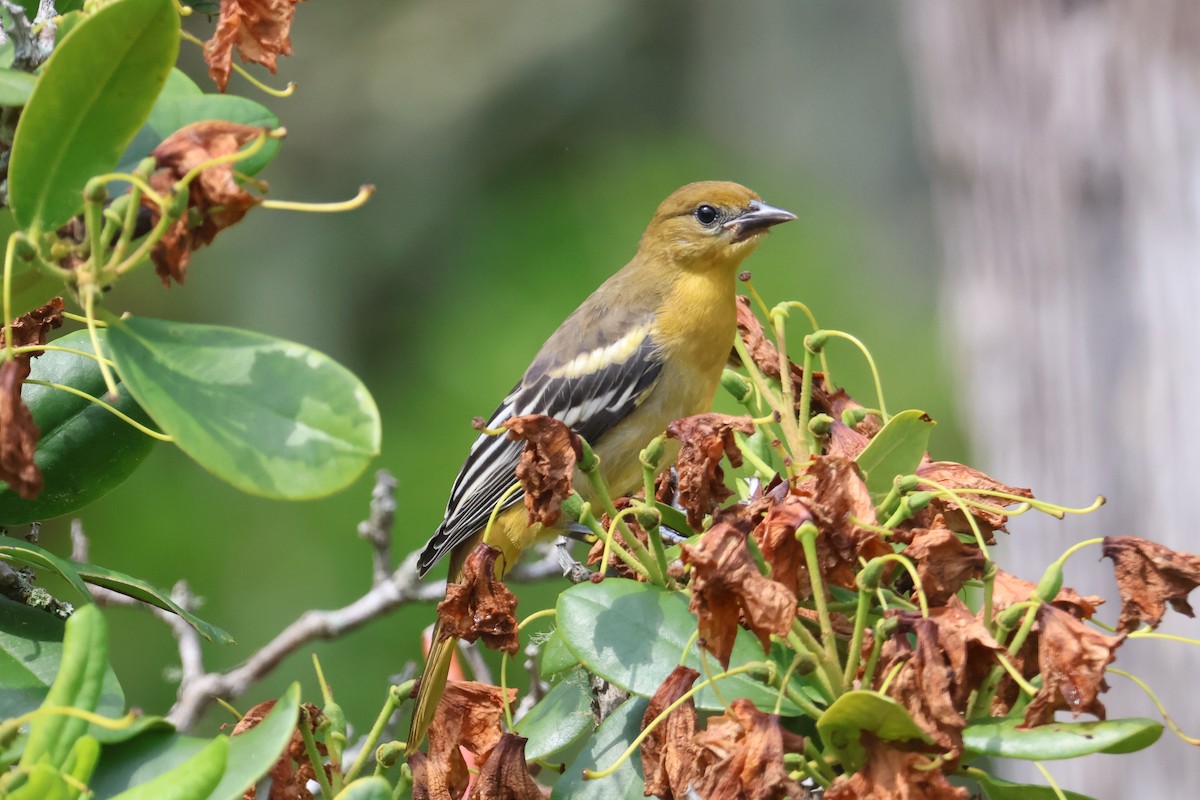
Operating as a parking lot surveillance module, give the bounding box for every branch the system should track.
[154,471,584,731]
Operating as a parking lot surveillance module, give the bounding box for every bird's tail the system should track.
[406,617,456,755]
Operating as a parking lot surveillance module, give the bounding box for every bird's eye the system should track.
[694,204,719,226]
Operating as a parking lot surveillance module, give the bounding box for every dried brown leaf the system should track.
[0,298,64,499]
[641,666,701,800]
[692,698,806,800]
[681,522,796,668]
[904,529,985,606]
[750,493,811,599]
[203,0,301,92]
[825,735,968,800]
[503,414,581,528]
[877,616,966,755]
[1102,536,1200,632]
[667,413,755,529]
[467,733,543,800]
[410,750,455,800]
[437,544,519,656]
[422,681,518,800]
[145,122,267,285]
[1022,605,1124,727]
[905,600,1003,707]
[824,418,872,460]
[793,455,888,593]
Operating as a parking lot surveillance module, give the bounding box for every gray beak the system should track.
[724,199,797,243]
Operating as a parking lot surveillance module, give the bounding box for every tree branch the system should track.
[148,470,585,731]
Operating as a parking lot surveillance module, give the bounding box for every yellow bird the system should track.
[407,181,795,752]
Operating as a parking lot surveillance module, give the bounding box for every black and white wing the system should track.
[416,318,663,575]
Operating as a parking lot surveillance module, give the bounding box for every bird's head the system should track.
[638,181,796,271]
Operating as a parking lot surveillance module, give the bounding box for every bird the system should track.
[406,181,796,753]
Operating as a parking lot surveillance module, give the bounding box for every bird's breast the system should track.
[585,269,737,499]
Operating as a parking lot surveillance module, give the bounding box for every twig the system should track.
[356,470,397,586]
[157,472,577,730]
[0,0,55,72]
[511,640,546,721]
[555,535,592,583]
[457,639,493,685]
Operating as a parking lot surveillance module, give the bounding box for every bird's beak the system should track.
[724,200,797,243]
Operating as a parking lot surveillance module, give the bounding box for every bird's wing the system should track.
[417,318,663,575]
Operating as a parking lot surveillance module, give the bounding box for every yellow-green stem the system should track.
[1033,762,1068,800]
[343,681,414,784]
[583,457,664,586]
[821,330,889,422]
[261,184,374,213]
[797,522,842,683]
[772,309,806,466]
[298,709,335,799]
[731,333,786,425]
[1108,668,1200,745]
[576,501,651,582]
[787,625,838,701]
[842,585,874,687]
[797,332,819,458]
[24,380,171,441]
[81,290,118,398]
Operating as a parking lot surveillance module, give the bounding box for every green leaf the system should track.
[515,674,593,762]
[540,627,580,678]
[854,409,935,503]
[0,68,36,106]
[7,763,71,800]
[334,777,393,800]
[105,316,381,500]
[551,696,647,800]
[0,330,157,524]
[0,597,125,730]
[89,683,301,800]
[815,690,934,773]
[971,770,1096,800]
[75,562,232,644]
[89,731,209,798]
[556,578,805,715]
[20,605,109,769]
[962,717,1163,760]
[0,536,93,604]
[0,535,229,643]
[652,501,695,538]
[8,0,180,231]
[109,735,228,800]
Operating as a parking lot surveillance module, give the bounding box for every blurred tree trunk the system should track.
[905,1,1200,795]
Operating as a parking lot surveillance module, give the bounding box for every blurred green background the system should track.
[35,1,967,733]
